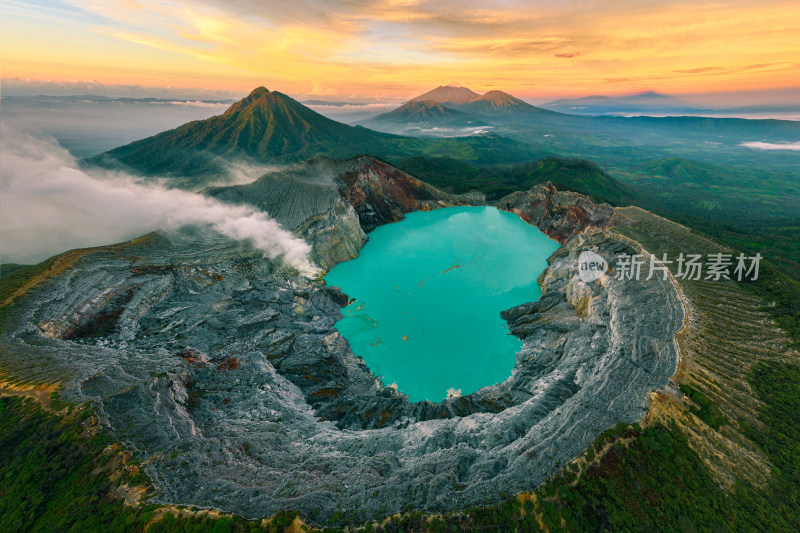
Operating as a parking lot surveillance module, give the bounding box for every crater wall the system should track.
[0,159,682,524]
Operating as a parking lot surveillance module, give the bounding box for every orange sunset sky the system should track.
[2,0,799,101]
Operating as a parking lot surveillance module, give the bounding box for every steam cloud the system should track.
[0,126,317,274]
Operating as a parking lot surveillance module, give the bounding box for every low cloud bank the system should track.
[0,126,316,274]
[150,100,230,108]
[307,102,399,123]
[740,141,800,151]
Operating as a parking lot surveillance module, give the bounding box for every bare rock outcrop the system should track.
[206,155,459,269]
[498,182,615,243]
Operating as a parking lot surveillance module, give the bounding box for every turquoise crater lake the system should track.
[324,206,560,402]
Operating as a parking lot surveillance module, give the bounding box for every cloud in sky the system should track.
[2,0,799,98]
[0,125,316,274]
[740,141,800,151]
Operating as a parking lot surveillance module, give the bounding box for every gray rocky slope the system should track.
[0,156,682,524]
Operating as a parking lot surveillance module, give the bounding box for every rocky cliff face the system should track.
[206,155,457,268]
[0,162,682,525]
[336,155,455,232]
[498,182,615,243]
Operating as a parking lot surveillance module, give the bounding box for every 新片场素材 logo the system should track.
[577,251,608,282]
[613,252,761,281]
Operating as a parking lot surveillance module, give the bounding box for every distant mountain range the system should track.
[541,91,707,115]
[362,86,559,135]
[404,86,557,116]
[87,84,800,196]
[88,87,543,186]
[541,91,800,117]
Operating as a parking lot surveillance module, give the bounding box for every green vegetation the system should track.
[497,113,800,176]
[398,155,640,204]
[89,88,399,182]
[0,264,29,276]
[755,266,800,348]
[0,396,301,532]
[0,260,54,304]
[743,362,800,514]
[521,423,736,532]
[0,396,145,532]
[614,158,800,226]
[701,232,799,350]
[679,383,728,429]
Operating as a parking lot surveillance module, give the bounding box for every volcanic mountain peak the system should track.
[362,98,491,132]
[384,99,460,119]
[475,90,528,107]
[220,87,314,120]
[629,90,670,99]
[89,87,394,183]
[222,86,273,114]
[458,90,555,115]
[411,85,480,106]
